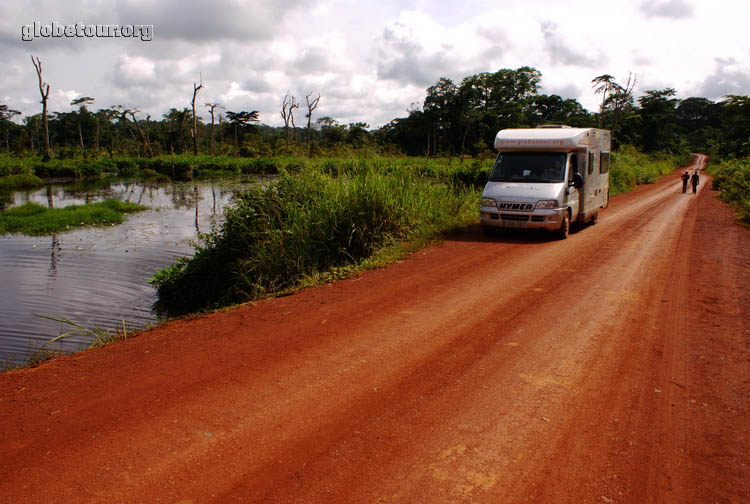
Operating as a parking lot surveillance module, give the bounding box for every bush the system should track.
[712,159,750,223]
[609,147,683,195]
[152,162,479,314]
[0,174,45,190]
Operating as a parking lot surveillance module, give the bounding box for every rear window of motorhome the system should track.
[600,152,610,174]
[489,152,567,183]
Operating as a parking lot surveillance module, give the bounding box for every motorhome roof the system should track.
[494,127,596,151]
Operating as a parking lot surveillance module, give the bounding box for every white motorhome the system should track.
[479,126,611,239]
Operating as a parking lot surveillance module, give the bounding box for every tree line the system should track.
[1,57,749,160]
[379,68,750,159]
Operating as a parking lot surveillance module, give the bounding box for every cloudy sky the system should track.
[1,0,749,129]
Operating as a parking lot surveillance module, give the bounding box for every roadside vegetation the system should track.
[609,148,691,195]
[709,158,750,224]
[149,149,687,315]
[0,199,148,235]
[151,158,481,315]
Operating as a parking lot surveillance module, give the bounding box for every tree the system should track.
[225,110,259,151]
[70,96,95,149]
[676,97,722,154]
[162,108,191,153]
[720,95,750,157]
[316,116,346,145]
[347,122,370,148]
[592,74,619,115]
[592,73,637,143]
[94,108,118,154]
[638,88,680,153]
[31,55,51,160]
[424,78,458,155]
[304,92,320,145]
[204,102,224,155]
[127,109,153,157]
[190,74,204,156]
[0,104,22,152]
[525,94,590,127]
[280,92,299,146]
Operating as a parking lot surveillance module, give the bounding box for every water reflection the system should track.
[49,235,60,277]
[0,177,268,366]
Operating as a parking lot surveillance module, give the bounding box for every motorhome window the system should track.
[488,152,567,183]
[600,152,610,173]
[588,152,595,175]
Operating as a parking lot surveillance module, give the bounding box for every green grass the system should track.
[0,199,148,235]
[152,159,480,315]
[609,147,688,195]
[0,174,45,190]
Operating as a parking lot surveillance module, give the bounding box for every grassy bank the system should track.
[0,174,45,190]
[0,199,148,235]
[152,160,480,315]
[609,147,691,195]
[709,158,750,224]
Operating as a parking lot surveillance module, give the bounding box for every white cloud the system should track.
[1,0,749,128]
[115,54,156,84]
[55,89,80,104]
[219,81,251,102]
[640,0,694,19]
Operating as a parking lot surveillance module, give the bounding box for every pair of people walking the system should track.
[681,170,699,194]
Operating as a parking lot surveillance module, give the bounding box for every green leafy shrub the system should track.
[712,159,750,223]
[152,161,479,314]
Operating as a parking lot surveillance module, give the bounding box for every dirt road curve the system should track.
[2,155,748,503]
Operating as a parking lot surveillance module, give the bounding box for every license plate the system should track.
[501,221,526,228]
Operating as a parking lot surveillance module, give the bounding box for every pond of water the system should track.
[0,177,263,367]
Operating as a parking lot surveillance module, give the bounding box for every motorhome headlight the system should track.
[535,199,559,209]
[481,197,497,208]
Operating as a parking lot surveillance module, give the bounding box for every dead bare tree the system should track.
[305,92,321,144]
[31,55,51,160]
[204,102,224,155]
[190,74,204,156]
[128,109,153,157]
[280,92,299,146]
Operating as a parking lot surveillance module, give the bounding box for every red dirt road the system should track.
[2,155,748,503]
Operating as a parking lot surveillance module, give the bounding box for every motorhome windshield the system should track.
[488,152,567,183]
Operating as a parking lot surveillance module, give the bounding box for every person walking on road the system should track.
[681,171,690,193]
[691,170,700,194]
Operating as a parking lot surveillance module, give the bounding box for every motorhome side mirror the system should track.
[572,173,583,189]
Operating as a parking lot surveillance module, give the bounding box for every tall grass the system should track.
[711,158,750,223]
[152,160,480,314]
[0,199,148,235]
[0,174,45,190]
[609,147,689,195]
